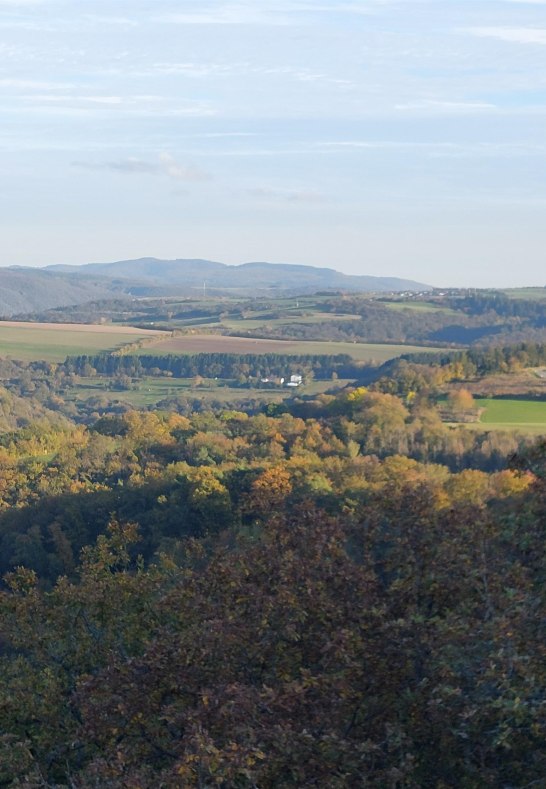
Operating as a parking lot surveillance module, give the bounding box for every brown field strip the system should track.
[0,321,167,336]
[148,335,302,355]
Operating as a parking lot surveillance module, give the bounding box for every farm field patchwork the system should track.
[0,321,167,362]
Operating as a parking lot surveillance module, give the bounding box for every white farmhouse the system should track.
[286,374,303,387]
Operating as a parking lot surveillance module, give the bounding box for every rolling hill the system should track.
[46,257,431,294]
[0,259,431,316]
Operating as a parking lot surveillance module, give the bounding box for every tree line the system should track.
[369,341,546,390]
[65,352,362,380]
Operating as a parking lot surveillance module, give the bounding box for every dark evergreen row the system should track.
[64,352,361,380]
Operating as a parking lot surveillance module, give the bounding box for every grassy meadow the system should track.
[66,376,355,409]
[380,300,458,315]
[475,398,546,434]
[502,288,546,301]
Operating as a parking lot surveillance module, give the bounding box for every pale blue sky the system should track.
[1,0,546,286]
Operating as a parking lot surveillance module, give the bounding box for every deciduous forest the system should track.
[0,339,543,785]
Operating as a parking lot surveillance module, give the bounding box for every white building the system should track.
[286,374,303,387]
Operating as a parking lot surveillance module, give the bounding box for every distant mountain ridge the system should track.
[0,259,431,316]
[46,257,431,293]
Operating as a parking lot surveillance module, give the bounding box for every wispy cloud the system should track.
[465,27,546,45]
[158,153,211,182]
[97,159,158,175]
[146,62,240,78]
[248,186,325,203]
[156,4,295,26]
[0,78,73,90]
[0,0,44,5]
[6,92,217,118]
[203,132,257,138]
[73,153,211,183]
[157,1,414,25]
[395,100,497,114]
[0,11,138,32]
[260,65,354,87]
[318,140,546,158]
[29,94,126,105]
[138,61,352,90]
[82,15,138,28]
[154,1,399,27]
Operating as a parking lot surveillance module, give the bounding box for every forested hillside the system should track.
[0,269,114,316]
[0,359,543,784]
[45,257,431,294]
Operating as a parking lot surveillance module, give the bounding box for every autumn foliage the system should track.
[0,385,542,785]
[0,439,542,786]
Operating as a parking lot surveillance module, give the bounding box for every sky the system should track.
[1,0,546,287]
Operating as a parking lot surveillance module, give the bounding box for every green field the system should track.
[381,300,458,315]
[0,322,165,362]
[476,398,546,434]
[134,334,446,364]
[502,288,546,302]
[218,313,362,331]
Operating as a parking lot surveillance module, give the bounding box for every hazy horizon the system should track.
[3,256,543,291]
[4,254,546,290]
[1,0,546,287]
